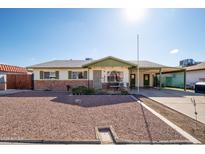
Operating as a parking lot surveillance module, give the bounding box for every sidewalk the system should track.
[0,89,31,96]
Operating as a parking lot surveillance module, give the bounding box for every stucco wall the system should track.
[32,67,130,90]
[186,70,205,84]
[89,66,129,83]
[33,67,129,84]
[33,68,88,80]
[131,70,154,87]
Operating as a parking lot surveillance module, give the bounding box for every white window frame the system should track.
[69,71,87,80]
[43,71,57,79]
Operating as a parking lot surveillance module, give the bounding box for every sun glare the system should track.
[125,8,146,22]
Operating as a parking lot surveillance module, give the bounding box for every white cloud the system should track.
[170,49,179,54]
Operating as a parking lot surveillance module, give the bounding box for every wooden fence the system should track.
[7,74,33,90]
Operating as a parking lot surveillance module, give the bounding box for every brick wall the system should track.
[34,80,93,91]
[0,83,6,90]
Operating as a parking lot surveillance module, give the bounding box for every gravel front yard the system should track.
[0,91,189,143]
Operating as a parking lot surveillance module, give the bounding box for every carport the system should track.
[129,63,186,91]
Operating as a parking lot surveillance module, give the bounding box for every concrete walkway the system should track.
[131,88,205,124]
[0,89,31,96]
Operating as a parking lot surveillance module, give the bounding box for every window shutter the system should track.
[84,71,88,79]
[40,71,44,79]
[55,71,59,79]
[68,71,72,79]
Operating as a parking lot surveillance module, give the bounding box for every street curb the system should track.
[0,139,101,144]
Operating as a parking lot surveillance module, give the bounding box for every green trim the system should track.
[82,56,137,68]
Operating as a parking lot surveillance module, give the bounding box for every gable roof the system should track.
[185,61,205,71]
[0,64,27,73]
[82,56,137,67]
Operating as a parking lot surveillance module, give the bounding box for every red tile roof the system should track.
[0,64,27,73]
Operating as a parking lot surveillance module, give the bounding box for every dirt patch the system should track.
[0,91,188,143]
[134,94,205,144]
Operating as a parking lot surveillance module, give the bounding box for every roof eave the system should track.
[26,66,85,69]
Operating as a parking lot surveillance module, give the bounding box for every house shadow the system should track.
[4,91,135,108]
[51,95,135,108]
[5,91,68,97]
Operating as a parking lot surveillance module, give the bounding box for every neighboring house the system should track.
[179,58,201,67]
[185,61,205,85]
[0,64,27,90]
[27,56,184,91]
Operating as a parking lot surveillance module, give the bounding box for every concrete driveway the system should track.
[131,88,205,124]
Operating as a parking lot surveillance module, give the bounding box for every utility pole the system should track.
[137,34,140,93]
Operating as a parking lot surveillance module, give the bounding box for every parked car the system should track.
[186,82,195,90]
[195,82,205,94]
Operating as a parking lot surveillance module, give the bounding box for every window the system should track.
[49,72,56,78]
[44,72,50,79]
[107,71,123,83]
[40,71,59,79]
[68,71,87,79]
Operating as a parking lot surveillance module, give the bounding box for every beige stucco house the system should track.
[27,56,184,91]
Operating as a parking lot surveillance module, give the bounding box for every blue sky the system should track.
[0,8,205,67]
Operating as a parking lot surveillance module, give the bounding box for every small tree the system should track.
[191,97,198,130]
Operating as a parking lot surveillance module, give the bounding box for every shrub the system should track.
[120,88,129,95]
[72,86,95,95]
[84,88,95,95]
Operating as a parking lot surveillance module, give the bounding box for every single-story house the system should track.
[27,56,185,91]
[185,61,205,85]
[0,64,27,90]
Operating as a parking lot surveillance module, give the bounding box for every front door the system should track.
[130,74,136,88]
[93,70,102,89]
[143,74,150,87]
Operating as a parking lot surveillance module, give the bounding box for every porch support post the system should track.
[159,68,162,90]
[184,69,186,92]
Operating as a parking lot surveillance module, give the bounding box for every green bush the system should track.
[72,86,95,95]
[84,88,95,95]
[120,88,129,95]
